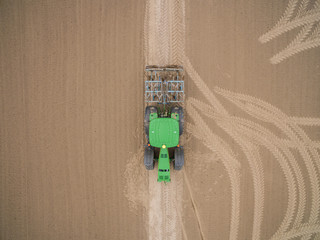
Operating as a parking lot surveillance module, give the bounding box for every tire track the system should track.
[231,121,298,238]
[158,0,170,65]
[269,21,314,64]
[259,0,320,63]
[174,197,188,240]
[169,0,185,65]
[184,58,242,239]
[271,37,320,64]
[186,101,241,240]
[187,91,310,238]
[184,57,228,116]
[270,223,320,240]
[148,170,163,240]
[215,87,320,200]
[144,0,150,65]
[185,46,320,240]
[188,97,305,240]
[290,116,320,126]
[172,171,184,240]
[143,1,185,240]
[182,170,205,240]
[161,173,183,240]
[215,87,320,237]
[222,129,265,240]
[162,183,169,239]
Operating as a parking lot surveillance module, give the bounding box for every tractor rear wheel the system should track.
[171,106,184,135]
[144,146,155,170]
[144,106,157,136]
[174,147,184,170]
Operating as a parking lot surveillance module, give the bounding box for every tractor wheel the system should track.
[144,146,155,170]
[171,106,184,135]
[174,147,184,170]
[144,106,157,136]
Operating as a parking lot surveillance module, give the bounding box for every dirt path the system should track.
[140,0,320,240]
[143,1,185,239]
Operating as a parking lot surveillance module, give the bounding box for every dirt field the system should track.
[1,0,320,240]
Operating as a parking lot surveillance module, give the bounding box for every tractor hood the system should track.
[157,146,171,182]
[149,118,179,148]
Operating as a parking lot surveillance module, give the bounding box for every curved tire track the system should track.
[259,0,320,63]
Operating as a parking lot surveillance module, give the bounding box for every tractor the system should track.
[144,65,185,182]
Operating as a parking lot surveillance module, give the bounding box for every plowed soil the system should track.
[1,0,320,240]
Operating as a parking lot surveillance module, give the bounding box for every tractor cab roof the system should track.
[149,118,179,148]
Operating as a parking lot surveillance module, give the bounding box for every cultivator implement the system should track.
[145,66,184,104]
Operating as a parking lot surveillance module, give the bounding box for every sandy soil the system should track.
[0,1,146,239]
[1,0,320,240]
[184,1,320,239]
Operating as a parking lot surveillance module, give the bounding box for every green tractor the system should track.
[144,66,185,182]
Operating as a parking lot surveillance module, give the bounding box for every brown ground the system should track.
[0,1,146,239]
[1,0,320,240]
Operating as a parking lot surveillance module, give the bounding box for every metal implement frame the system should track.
[145,66,184,104]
